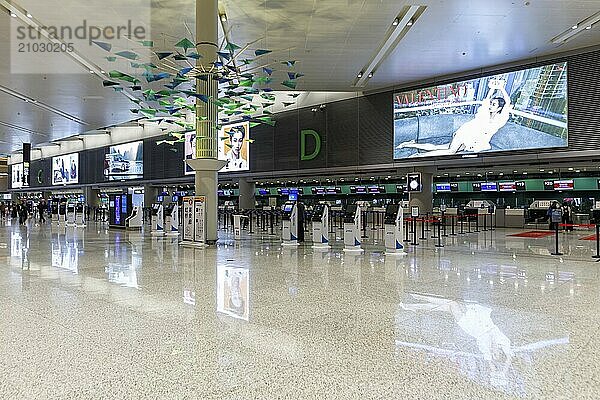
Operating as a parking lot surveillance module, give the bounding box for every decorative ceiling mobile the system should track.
[95,28,305,147]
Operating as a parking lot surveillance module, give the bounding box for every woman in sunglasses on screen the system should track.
[397,79,512,156]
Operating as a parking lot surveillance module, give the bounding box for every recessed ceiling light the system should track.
[26,12,32,18]
[456,175,461,178]
[575,169,581,173]
[513,170,518,173]
[368,72,373,78]
[568,167,573,170]
[357,72,363,78]
[465,172,470,175]
[392,18,399,26]
[89,70,95,74]
[220,14,227,22]
[10,12,17,17]
[407,19,414,26]
[572,25,578,30]
[499,172,504,176]
[523,172,528,175]
[586,26,592,30]
[539,169,544,172]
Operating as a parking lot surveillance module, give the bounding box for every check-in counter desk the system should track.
[503,209,525,228]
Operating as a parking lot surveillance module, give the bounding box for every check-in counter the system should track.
[495,209,506,227]
[504,209,525,228]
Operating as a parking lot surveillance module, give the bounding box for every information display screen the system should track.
[396,184,406,193]
[52,153,79,185]
[258,188,270,195]
[393,62,568,159]
[554,180,574,190]
[516,181,526,191]
[481,182,498,192]
[499,182,517,192]
[436,183,452,192]
[312,187,326,195]
[104,141,143,181]
[472,182,482,192]
[368,185,386,194]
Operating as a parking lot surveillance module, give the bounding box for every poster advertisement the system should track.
[217,265,250,321]
[182,196,195,241]
[219,122,250,172]
[52,153,79,185]
[394,62,568,159]
[11,163,24,189]
[104,141,144,180]
[184,132,196,175]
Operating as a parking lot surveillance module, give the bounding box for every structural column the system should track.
[238,178,256,210]
[409,170,433,214]
[84,187,100,207]
[186,0,225,244]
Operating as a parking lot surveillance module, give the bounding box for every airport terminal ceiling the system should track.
[0,0,600,155]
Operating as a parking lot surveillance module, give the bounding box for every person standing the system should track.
[19,203,28,225]
[561,202,573,233]
[38,200,47,224]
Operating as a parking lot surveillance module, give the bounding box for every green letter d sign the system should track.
[300,129,321,161]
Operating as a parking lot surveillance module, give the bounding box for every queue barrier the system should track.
[555,223,600,260]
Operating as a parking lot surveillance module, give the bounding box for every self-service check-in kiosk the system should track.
[66,200,76,226]
[384,204,406,256]
[282,201,299,246]
[58,200,67,225]
[75,202,86,227]
[311,203,330,249]
[126,206,143,229]
[165,203,179,236]
[51,200,59,223]
[343,204,363,253]
[151,204,165,236]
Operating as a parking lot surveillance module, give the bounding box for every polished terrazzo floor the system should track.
[2,218,600,399]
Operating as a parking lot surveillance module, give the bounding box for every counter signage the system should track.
[450,183,459,192]
[516,181,526,191]
[554,180,574,190]
[472,182,482,192]
[396,184,406,193]
[481,182,498,192]
[435,183,451,192]
[544,180,555,191]
[499,182,516,192]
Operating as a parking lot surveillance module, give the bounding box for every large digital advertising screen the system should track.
[185,122,251,174]
[104,141,144,181]
[219,122,250,172]
[52,153,79,185]
[393,62,568,159]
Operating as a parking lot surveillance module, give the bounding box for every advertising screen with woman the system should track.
[219,122,250,172]
[393,62,568,159]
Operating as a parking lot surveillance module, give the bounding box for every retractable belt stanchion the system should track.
[483,212,488,232]
[451,215,456,236]
[420,217,427,240]
[425,213,430,232]
[551,222,563,256]
[431,217,439,239]
[593,224,600,261]
[411,218,419,246]
[474,212,480,233]
[270,212,274,235]
[404,218,410,243]
[435,219,444,248]
[372,210,377,230]
[468,214,473,234]
[460,214,464,235]
[249,211,254,234]
[489,212,495,231]
[442,211,448,237]
[361,211,368,239]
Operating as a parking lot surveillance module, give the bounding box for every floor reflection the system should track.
[397,293,569,396]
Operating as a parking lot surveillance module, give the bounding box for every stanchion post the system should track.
[442,211,448,237]
[435,220,444,248]
[404,218,410,243]
[593,223,600,260]
[420,217,427,240]
[551,222,563,256]
[451,215,456,236]
[411,217,419,246]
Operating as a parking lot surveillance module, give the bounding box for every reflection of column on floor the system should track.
[282,247,299,296]
[343,253,362,293]
[312,248,331,289]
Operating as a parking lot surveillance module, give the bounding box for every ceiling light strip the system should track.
[0,120,48,136]
[354,5,426,87]
[551,11,600,44]
[0,85,87,125]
